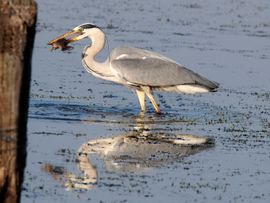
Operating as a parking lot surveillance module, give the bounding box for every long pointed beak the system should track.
[47,30,82,45]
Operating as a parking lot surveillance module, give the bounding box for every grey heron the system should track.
[48,23,218,113]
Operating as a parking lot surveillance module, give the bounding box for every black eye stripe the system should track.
[80,23,100,29]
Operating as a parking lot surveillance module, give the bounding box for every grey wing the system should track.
[110,46,218,89]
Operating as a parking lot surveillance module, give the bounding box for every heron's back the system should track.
[110,46,219,92]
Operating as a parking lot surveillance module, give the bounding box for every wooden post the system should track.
[0,0,37,202]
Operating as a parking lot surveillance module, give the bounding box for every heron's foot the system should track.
[155,110,162,115]
[139,110,145,118]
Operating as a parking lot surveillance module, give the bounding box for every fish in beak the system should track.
[48,29,82,51]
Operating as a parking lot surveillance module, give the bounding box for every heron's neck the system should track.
[87,30,106,59]
[83,30,112,77]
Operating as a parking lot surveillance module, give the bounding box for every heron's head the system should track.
[48,23,102,48]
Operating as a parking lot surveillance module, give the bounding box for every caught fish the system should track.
[49,38,73,51]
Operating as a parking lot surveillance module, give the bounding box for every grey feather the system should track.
[110,46,218,90]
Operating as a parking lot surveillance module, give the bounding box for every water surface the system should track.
[22,0,270,202]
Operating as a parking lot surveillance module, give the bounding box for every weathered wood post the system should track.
[0,0,37,202]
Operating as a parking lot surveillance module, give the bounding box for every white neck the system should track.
[87,28,106,59]
[82,29,113,78]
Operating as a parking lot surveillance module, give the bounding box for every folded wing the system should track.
[110,46,218,90]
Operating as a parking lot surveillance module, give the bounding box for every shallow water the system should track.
[22,0,270,202]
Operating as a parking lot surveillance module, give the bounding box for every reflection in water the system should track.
[43,129,213,190]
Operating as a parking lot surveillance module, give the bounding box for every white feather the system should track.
[115,54,128,60]
[156,84,210,94]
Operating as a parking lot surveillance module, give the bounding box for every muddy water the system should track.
[21,0,270,202]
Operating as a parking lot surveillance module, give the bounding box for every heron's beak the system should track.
[47,29,82,45]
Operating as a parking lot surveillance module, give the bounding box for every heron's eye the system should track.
[77,27,84,33]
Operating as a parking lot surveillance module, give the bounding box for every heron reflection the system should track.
[43,130,213,190]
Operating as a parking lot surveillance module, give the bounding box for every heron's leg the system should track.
[146,93,161,113]
[141,87,161,114]
[136,89,145,112]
